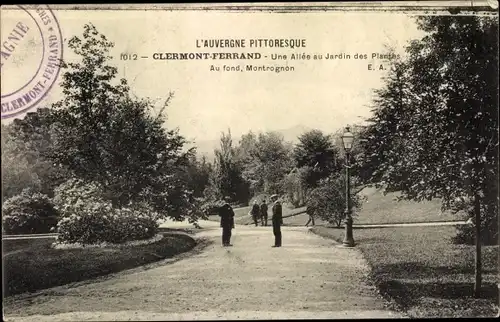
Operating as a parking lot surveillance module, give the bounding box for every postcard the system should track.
[2,2,499,321]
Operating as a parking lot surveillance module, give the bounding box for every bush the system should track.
[53,179,159,245]
[53,178,104,208]
[56,205,158,245]
[2,189,59,234]
[453,211,498,246]
[306,174,363,227]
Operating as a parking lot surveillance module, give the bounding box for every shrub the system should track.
[201,199,225,216]
[53,178,104,208]
[53,179,159,245]
[453,209,498,246]
[306,174,363,227]
[56,204,158,245]
[2,189,59,234]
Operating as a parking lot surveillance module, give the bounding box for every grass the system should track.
[355,187,467,224]
[277,186,468,227]
[310,225,499,318]
[2,233,197,297]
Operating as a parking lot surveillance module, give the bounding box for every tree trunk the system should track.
[474,192,482,298]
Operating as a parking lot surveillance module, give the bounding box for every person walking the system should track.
[250,200,261,226]
[272,199,283,247]
[305,204,316,227]
[260,200,268,226]
[219,202,235,246]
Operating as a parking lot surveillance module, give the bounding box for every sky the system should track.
[1,7,426,143]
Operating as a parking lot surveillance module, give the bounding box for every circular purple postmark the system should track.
[1,5,63,119]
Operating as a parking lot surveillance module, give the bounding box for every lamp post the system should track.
[341,126,355,247]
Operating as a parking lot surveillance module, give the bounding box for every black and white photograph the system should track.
[1,2,499,320]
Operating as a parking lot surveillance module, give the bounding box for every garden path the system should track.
[4,222,405,321]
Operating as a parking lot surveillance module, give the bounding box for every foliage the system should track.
[200,199,226,216]
[53,178,159,245]
[1,115,70,201]
[236,131,294,195]
[184,154,212,198]
[207,129,250,204]
[332,124,368,178]
[293,130,342,189]
[360,16,498,244]
[56,204,158,245]
[283,166,308,207]
[306,174,363,227]
[45,24,200,221]
[453,202,498,245]
[2,189,59,234]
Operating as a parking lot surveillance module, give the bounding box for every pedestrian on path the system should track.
[219,203,235,246]
[305,205,315,227]
[272,199,283,247]
[260,200,268,226]
[250,200,261,226]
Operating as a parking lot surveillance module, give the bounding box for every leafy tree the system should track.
[306,174,363,228]
[236,131,293,195]
[234,131,260,193]
[293,130,342,189]
[1,112,70,201]
[283,166,308,207]
[1,125,41,201]
[47,24,199,221]
[184,154,212,198]
[207,129,250,204]
[361,16,498,297]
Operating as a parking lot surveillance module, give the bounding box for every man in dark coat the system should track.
[219,203,235,246]
[271,200,283,247]
[260,200,268,226]
[250,200,260,227]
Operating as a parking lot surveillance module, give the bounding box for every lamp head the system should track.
[342,126,354,151]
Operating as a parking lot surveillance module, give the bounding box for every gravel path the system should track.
[4,223,405,320]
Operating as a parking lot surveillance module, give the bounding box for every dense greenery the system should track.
[2,17,496,255]
[2,189,59,234]
[306,174,364,227]
[360,16,498,245]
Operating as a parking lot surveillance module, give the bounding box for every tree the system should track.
[236,131,294,195]
[361,16,498,297]
[234,131,260,193]
[184,154,212,198]
[293,130,342,189]
[1,125,42,201]
[1,111,71,201]
[283,166,309,208]
[47,24,199,221]
[306,174,363,228]
[207,129,250,204]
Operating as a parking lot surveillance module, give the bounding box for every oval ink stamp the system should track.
[1,5,63,119]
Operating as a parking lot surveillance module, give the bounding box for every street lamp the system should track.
[341,126,355,247]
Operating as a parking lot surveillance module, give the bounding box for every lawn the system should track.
[354,187,467,224]
[278,186,467,227]
[310,225,499,318]
[2,233,198,297]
